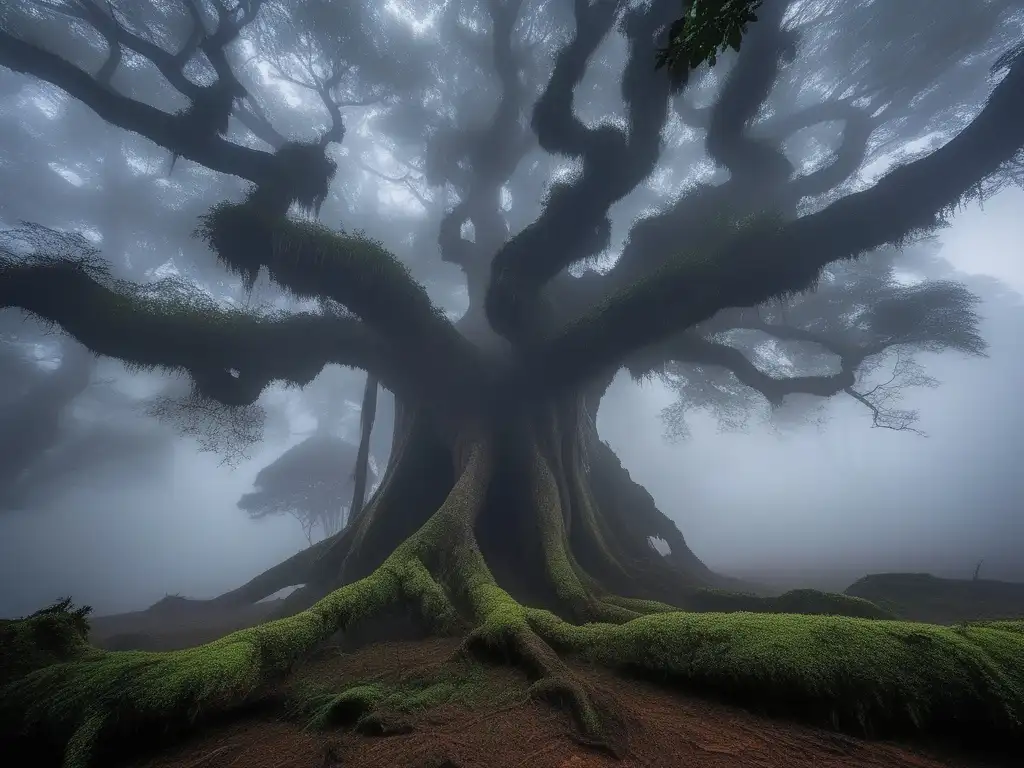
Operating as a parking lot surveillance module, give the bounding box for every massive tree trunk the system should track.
[215,386,720,624]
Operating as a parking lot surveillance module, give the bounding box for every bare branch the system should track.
[844,349,936,435]
[0,225,417,407]
[0,28,284,184]
[627,332,858,406]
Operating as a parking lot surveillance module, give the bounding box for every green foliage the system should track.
[0,599,97,688]
[656,0,763,76]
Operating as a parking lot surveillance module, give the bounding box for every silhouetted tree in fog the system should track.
[0,0,1022,757]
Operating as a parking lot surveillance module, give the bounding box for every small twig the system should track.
[183,744,236,768]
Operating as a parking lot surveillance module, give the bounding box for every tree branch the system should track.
[0,244,416,407]
[527,49,1024,393]
[626,332,857,405]
[0,28,283,184]
[484,0,678,342]
[197,202,490,405]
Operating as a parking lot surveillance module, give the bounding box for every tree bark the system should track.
[214,389,721,623]
[348,374,379,524]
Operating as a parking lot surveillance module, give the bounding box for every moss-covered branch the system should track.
[0,248,414,407]
[198,202,490,408]
[525,51,1024,393]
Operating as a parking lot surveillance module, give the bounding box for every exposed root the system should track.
[457,622,629,756]
[0,551,459,768]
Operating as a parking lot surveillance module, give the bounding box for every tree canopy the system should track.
[1,0,1019,437]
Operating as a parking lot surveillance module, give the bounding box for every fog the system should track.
[1,0,1022,617]
[603,188,1024,590]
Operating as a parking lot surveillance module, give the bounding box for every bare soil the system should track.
[87,602,1014,768]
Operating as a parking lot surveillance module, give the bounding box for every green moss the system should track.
[686,587,895,619]
[197,202,450,338]
[291,660,525,731]
[0,559,421,768]
[527,609,1024,741]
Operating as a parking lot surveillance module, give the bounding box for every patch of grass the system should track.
[686,587,895,619]
[528,610,1024,744]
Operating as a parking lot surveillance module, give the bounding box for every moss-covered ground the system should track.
[1,437,1020,768]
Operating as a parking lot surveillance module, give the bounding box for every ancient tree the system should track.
[1,0,1023,763]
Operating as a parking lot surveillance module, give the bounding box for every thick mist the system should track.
[602,188,1024,590]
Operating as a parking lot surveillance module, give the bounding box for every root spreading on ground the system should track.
[2,441,1022,768]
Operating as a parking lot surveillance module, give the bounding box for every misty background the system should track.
[1,0,1022,617]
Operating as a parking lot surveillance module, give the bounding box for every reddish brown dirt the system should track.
[96,605,1013,768]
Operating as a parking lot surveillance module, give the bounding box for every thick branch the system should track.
[199,203,489,406]
[0,260,415,406]
[484,0,678,342]
[437,0,530,279]
[528,51,1024,392]
[0,30,283,184]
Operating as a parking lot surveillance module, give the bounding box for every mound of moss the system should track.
[3,580,1022,768]
[531,611,1024,744]
[289,659,527,733]
[845,573,1024,624]
[0,599,99,688]
[685,587,895,619]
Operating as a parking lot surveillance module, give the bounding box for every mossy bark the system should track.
[214,392,716,623]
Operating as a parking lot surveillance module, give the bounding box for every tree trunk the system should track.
[348,373,378,524]
[217,389,721,623]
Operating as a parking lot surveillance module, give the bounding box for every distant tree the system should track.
[238,431,379,544]
[0,300,175,511]
[1,0,1022,759]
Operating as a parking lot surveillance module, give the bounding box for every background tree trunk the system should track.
[348,374,379,525]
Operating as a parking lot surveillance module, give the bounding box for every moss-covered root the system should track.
[528,610,1024,746]
[527,440,663,626]
[458,620,628,755]
[0,558,458,768]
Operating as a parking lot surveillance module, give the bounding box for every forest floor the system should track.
[86,602,1016,768]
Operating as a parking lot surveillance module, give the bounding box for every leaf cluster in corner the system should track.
[656,0,764,77]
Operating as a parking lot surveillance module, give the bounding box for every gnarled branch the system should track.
[527,49,1024,393]
[0,29,283,184]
